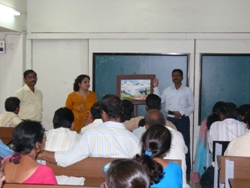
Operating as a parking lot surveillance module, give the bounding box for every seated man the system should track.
[124,94,177,131]
[225,110,250,156]
[0,97,22,127]
[41,94,140,167]
[45,107,81,151]
[80,102,103,134]
[208,102,248,152]
[135,109,189,188]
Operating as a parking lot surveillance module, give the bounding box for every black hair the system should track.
[206,113,220,130]
[146,94,161,110]
[244,110,250,128]
[134,124,171,184]
[144,109,165,127]
[90,102,102,119]
[100,94,122,119]
[106,159,150,188]
[73,74,90,91]
[238,104,250,117]
[23,69,37,78]
[5,97,20,112]
[212,101,225,114]
[121,100,134,122]
[220,102,238,119]
[13,121,44,154]
[172,69,183,77]
[53,107,74,129]
[138,118,146,127]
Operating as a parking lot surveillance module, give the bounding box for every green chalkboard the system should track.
[200,54,250,122]
[93,53,189,117]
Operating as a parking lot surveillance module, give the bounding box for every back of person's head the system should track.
[220,102,238,119]
[238,104,250,121]
[23,69,37,78]
[145,94,161,110]
[121,100,134,122]
[13,121,44,154]
[105,159,150,188]
[134,124,172,184]
[53,107,74,129]
[206,113,220,130]
[5,97,20,112]
[212,101,225,114]
[100,94,122,119]
[244,110,250,128]
[90,102,102,120]
[144,109,165,127]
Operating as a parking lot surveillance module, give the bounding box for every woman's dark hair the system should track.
[73,74,90,91]
[134,124,172,184]
[100,94,122,119]
[121,99,134,122]
[106,159,150,188]
[206,113,220,130]
[13,121,44,154]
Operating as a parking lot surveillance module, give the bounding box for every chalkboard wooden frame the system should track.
[116,74,156,104]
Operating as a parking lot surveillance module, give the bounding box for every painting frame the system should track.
[116,74,156,104]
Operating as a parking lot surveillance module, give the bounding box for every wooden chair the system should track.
[219,156,250,188]
[0,127,14,145]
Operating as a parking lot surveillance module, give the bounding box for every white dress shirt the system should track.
[154,85,194,116]
[224,130,250,156]
[13,84,43,121]
[208,118,248,152]
[80,119,103,135]
[45,127,81,152]
[0,111,22,127]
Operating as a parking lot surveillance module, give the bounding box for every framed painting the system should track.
[116,74,156,104]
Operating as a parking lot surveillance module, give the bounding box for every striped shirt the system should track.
[55,121,140,167]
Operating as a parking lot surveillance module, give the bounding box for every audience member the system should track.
[121,99,134,122]
[124,94,176,131]
[0,160,5,188]
[66,74,98,132]
[153,69,195,179]
[134,124,182,188]
[103,159,150,188]
[45,107,81,151]
[80,102,103,134]
[0,97,22,127]
[208,102,248,152]
[133,109,189,188]
[3,121,57,184]
[225,110,250,156]
[0,139,13,158]
[192,101,224,183]
[41,94,140,167]
[13,70,43,122]
[238,104,250,122]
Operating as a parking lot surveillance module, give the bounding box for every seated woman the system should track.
[3,121,57,185]
[134,124,182,188]
[104,159,150,188]
[0,159,5,188]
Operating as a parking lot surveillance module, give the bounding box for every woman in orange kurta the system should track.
[66,75,98,132]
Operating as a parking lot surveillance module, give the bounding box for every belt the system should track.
[168,110,178,115]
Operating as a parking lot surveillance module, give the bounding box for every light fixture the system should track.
[0,3,20,17]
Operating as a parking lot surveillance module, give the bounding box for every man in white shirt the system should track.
[45,107,81,151]
[80,101,103,135]
[0,97,22,127]
[133,109,189,188]
[41,94,140,167]
[224,110,250,156]
[208,102,248,152]
[153,69,194,178]
[13,70,43,122]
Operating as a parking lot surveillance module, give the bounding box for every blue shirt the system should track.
[151,162,182,188]
[0,139,13,158]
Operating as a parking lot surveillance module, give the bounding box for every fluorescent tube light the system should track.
[0,3,20,17]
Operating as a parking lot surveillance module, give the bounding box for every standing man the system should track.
[153,69,194,180]
[13,70,43,122]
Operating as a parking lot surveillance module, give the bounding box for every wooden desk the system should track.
[84,177,104,187]
[229,178,250,188]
